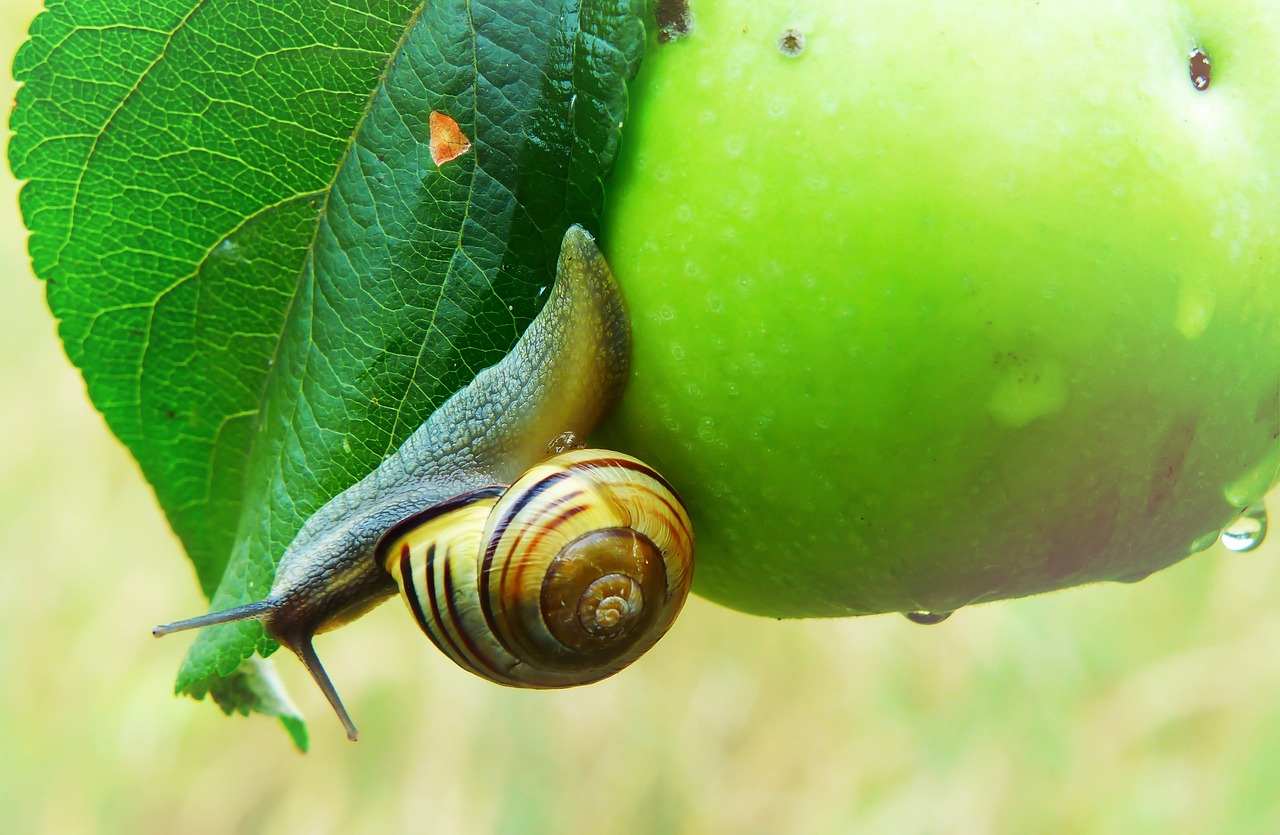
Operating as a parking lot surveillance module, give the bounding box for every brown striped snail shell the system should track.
[152,226,696,741]
[382,449,693,688]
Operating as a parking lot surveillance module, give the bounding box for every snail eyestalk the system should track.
[153,598,360,741]
[151,600,274,637]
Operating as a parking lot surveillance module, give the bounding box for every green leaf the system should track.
[11,0,644,730]
[195,658,310,753]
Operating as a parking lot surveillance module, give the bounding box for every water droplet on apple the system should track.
[905,610,952,625]
[1221,504,1268,553]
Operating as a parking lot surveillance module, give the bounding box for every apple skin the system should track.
[597,0,1280,618]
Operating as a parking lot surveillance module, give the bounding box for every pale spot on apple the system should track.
[986,356,1068,428]
[1175,86,1247,163]
[1174,280,1215,339]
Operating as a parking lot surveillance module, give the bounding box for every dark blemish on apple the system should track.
[777,28,806,57]
[655,0,693,43]
[1145,413,1197,519]
[1189,48,1211,91]
[1254,379,1279,426]
[1041,485,1119,582]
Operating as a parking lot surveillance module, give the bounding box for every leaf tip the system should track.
[280,715,310,753]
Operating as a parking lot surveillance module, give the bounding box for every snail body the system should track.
[153,227,695,740]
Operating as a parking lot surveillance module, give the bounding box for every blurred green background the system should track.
[3,1,1279,832]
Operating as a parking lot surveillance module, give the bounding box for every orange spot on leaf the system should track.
[429,111,472,166]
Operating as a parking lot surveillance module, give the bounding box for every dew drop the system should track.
[905,610,953,625]
[213,239,241,261]
[546,430,585,455]
[1221,504,1269,553]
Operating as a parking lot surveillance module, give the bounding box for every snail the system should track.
[153,226,694,741]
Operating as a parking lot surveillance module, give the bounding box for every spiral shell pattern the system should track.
[381,449,694,687]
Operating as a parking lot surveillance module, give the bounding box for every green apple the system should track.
[598,0,1280,618]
